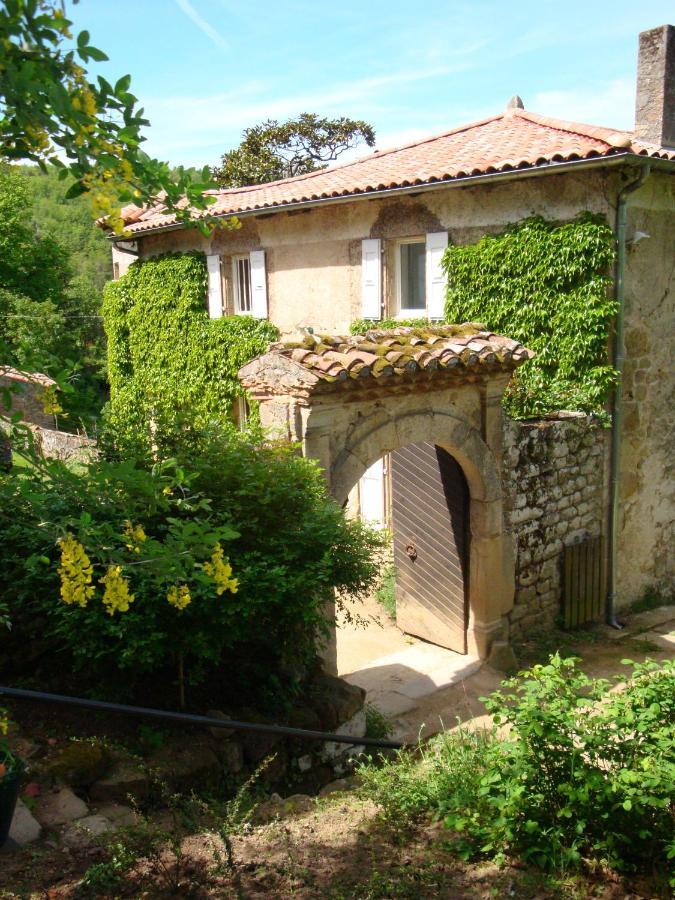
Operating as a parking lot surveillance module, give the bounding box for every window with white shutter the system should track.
[425,231,448,319]
[361,238,382,319]
[206,254,223,319]
[249,250,268,319]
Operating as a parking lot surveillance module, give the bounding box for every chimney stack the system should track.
[635,24,675,148]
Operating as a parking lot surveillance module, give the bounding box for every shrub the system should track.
[360,656,675,880]
[0,427,382,701]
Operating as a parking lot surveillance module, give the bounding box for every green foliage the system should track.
[361,656,675,880]
[0,164,109,424]
[350,317,428,335]
[364,703,393,741]
[443,215,616,419]
[0,427,382,698]
[0,0,220,232]
[213,113,375,187]
[374,563,397,620]
[102,252,278,455]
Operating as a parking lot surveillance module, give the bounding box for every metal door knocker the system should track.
[405,543,417,561]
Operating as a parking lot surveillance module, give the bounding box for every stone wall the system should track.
[33,426,97,463]
[503,414,608,638]
[0,372,56,430]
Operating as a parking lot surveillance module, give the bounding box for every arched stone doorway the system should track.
[239,324,533,669]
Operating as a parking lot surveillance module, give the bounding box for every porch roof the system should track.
[239,324,533,397]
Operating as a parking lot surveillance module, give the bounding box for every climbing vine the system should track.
[443,214,617,419]
[102,252,278,452]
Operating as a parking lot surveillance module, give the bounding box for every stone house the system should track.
[108,26,674,657]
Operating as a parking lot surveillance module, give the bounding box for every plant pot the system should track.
[0,768,21,848]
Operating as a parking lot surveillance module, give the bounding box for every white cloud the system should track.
[174,0,229,51]
[140,65,461,164]
[531,78,635,130]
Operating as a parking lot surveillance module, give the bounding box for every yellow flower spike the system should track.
[202,543,238,596]
[100,566,134,616]
[167,584,191,610]
[57,535,95,608]
[123,520,147,553]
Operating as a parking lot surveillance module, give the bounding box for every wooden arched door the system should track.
[391,442,469,653]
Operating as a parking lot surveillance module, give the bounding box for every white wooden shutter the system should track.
[206,254,223,319]
[425,231,448,320]
[249,250,268,318]
[361,238,382,319]
[359,458,385,529]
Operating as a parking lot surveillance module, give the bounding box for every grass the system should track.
[374,564,396,621]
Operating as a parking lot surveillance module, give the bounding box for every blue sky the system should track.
[69,1,673,169]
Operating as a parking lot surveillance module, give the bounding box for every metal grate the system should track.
[563,535,606,628]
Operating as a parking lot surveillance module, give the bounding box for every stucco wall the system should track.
[503,415,608,638]
[617,172,675,605]
[131,169,617,337]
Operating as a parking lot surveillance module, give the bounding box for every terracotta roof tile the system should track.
[0,366,57,388]
[247,323,534,391]
[117,108,675,235]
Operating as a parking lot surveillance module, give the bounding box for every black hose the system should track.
[0,685,405,750]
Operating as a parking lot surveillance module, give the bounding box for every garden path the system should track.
[338,600,675,744]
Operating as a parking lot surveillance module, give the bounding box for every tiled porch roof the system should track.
[239,324,533,395]
[116,107,675,235]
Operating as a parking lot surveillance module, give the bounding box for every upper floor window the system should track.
[396,238,427,316]
[233,255,252,314]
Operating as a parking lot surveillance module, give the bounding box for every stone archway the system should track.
[239,324,533,667]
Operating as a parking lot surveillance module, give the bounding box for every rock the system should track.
[285,706,323,754]
[322,709,367,760]
[238,710,283,765]
[146,736,221,790]
[206,709,236,740]
[309,673,366,729]
[93,803,138,827]
[251,793,314,825]
[297,754,312,773]
[488,641,519,673]
[89,760,149,804]
[63,814,113,849]
[318,777,359,798]
[292,765,334,796]
[8,800,42,846]
[46,741,111,788]
[217,740,244,774]
[34,787,88,827]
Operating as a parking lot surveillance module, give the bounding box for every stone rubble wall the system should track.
[502,414,608,639]
[32,426,97,463]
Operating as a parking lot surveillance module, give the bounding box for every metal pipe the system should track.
[606,162,651,629]
[0,685,405,750]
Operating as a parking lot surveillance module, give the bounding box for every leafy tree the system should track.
[213,113,375,187]
[0,0,218,232]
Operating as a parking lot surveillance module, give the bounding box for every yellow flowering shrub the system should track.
[57,535,95,608]
[100,565,135,616]
[123,520,147,553]
[167,584,191,610]
[202,543,239,596]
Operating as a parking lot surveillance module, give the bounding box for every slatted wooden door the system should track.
[391,442,469,653]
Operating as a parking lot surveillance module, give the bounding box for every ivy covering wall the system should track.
[103,252,278,451]
[443,215,616,419]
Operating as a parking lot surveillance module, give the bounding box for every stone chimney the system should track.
[634,24,675,148]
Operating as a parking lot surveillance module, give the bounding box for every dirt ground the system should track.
[1,605,673,899]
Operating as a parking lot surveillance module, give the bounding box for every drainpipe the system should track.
[606,162,651,628]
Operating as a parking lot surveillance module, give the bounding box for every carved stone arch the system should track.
[239,325,533,666]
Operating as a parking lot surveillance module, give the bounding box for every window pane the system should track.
[236,257,252,313]
[400,242,426,310]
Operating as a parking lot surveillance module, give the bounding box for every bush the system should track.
[360,656,675,880]
[0,427,382,701]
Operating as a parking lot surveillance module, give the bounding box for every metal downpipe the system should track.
[606,163,651,629]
